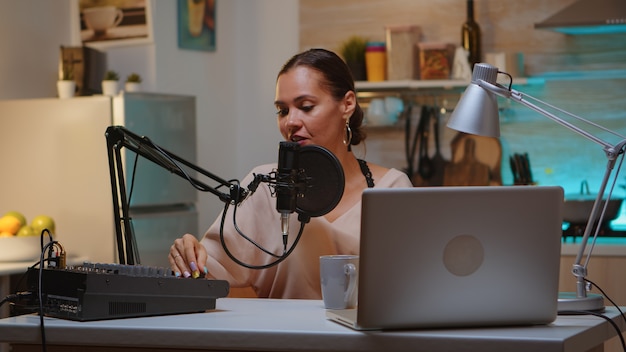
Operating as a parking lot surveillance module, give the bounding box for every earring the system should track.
[343,119,352,150]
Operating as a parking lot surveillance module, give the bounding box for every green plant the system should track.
[61,65,74,81]
[125,73,142,83]
[103,70,119,81]
[339,35,368,64]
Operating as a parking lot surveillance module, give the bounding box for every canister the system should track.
[385,25,421,80]
[365,42,386,82]
[418,42,453,80]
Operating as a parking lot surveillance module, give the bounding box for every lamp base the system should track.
[557,292,604,313]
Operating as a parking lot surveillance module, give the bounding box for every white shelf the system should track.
[356,79,470,91]
[355,77,533,93]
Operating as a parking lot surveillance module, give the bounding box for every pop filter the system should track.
[296,145,345,218]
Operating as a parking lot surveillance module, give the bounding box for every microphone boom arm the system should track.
[105,125,247,265]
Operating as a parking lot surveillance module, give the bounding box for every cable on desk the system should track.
[586,278,626,325]
[559,310,625,352]
[559,278,626,352]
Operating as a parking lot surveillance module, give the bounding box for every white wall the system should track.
[0,0,74,99]
[149,0,298,233]
[0,0,299,252]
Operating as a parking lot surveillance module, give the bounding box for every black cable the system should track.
[144,138,213,192]
[0,292,34,309]
[228,181,278,256]
[127,152,140,204]
[586,278,626,324]
[231,202,281,258]
[218,199,307,269]
[558,279,626,352]
[37,233,59,352]
[559,309,625,352]
[11,257,59,298]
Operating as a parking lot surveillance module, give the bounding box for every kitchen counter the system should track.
[561,236,626,256]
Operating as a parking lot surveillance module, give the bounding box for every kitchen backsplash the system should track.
[299,0,626,76]
[301,0,626,227]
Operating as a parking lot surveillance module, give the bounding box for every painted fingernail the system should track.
[203,266,208,274]
[183,270,191,278]
[174,271,181,278]
[190,262,200,278]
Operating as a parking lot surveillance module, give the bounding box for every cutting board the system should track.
[443,138,490,186]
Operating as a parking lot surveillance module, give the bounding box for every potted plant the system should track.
[339,35,368,81]
[124,72,142,92]
[101,70,120,97]
[57,66,76,99]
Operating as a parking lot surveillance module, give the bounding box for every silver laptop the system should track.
[327,186,563,330]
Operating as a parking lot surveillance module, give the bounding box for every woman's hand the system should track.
[169,234,208,278]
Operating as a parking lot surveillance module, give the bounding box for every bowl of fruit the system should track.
[0,211,55,262]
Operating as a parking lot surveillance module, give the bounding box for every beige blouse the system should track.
[202,163,413,299]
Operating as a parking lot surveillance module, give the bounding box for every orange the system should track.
[0,215,21,235]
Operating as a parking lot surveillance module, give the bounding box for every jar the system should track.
[365,42,386,82]
[418,42,453,80]
[385,25,421,80]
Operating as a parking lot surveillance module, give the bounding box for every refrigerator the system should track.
[113,92,198,268]
[0,93,197,268]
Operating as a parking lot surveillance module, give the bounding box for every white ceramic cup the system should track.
[83,6,123,36]
[320,255,359,309]
[366,98,386,126]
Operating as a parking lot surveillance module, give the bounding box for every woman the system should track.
[169,48,412,299]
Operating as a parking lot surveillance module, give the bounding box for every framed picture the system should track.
[177,0,216,52]
[77,0,153,49]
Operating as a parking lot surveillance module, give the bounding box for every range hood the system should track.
[535,0,626,35]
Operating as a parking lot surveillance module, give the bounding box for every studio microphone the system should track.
[276,141,301,251]
[233,141,344,268]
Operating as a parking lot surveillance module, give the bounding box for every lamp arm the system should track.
[475,80,617,152]
[475,79,626,299]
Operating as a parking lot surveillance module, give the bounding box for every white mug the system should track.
[320,255,358,309]
[83,6,124,36]
[366,98,386,126]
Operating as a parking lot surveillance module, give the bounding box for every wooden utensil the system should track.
[443,137,490,186]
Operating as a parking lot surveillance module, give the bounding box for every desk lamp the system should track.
[447,63,626,312]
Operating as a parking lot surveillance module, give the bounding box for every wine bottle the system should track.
[461,0,481,69]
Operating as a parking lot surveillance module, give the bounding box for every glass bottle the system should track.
[461,0,481,70]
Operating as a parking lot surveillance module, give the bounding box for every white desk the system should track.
[0,298,623,352]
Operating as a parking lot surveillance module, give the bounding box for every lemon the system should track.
[16,225,36,237]
[0,215,22,235]
[31,215,55,236]
[3,211,26,227]
[0,231,14,238]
